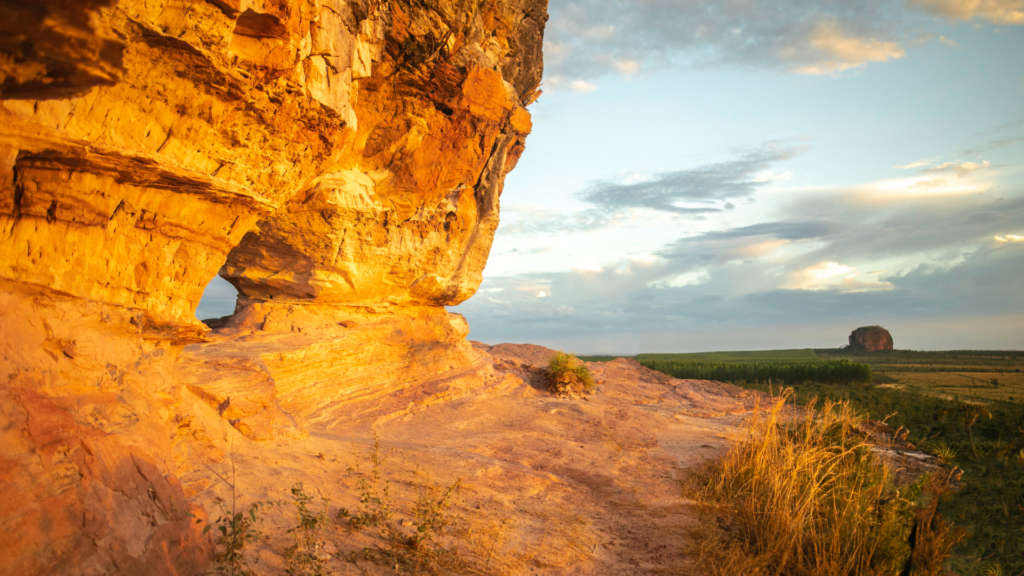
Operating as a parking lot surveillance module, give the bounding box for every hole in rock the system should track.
[195,275,239,326]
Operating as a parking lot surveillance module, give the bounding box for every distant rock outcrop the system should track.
[848,326,894,351]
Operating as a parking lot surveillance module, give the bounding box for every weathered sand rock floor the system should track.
[180,343,765,575]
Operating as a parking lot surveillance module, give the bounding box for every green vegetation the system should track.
[199,435,533,576]
[546,351,596,395]
[205,500,272,576]
[639,359,872,385]
[340,435,474,574]
[627,346,1024,575]
[284,483,331,576]
[637,349,821,363]
[691,394,962,576]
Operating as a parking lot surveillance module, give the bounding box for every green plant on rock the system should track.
[342,437,467,575]
[205,500,272,576]
[408,476,461,559]
[546,351,596,396]
[921,439,959,465]
[194,439,273,576]
[284,483,331,576]
[340,434,395,534]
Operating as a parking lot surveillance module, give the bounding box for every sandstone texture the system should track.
[178,344,769,576]
[848,325,894,352]
[0,0,545,573]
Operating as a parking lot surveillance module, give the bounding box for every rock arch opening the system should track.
[196,275,240,324]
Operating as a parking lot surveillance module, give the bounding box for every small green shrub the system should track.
[546,351,596,396]
[340,434,395,533]
[921,439,958,465]
[284,483,331,576]
[343,437,467,574]
[205,500,273,576]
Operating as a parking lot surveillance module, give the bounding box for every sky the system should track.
[198,0,1024,353]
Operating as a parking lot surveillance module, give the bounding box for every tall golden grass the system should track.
[690,392,962,576]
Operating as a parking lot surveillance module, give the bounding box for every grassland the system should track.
[618,348,1024,576]
[583,348,1024,407]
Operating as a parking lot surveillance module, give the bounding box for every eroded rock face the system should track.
[848,326,894,352]
[0,0,546,573]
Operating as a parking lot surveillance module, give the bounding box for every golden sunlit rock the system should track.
[0,0,545,572]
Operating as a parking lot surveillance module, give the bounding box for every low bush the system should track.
[546,351,596,395]
[343,436,465,575]
[205,500,272,576]
[284,483,331,576]
[690,392,963,576]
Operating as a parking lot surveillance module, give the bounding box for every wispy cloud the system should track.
[577,142,805,214]
[910,0,1024,24]
[919,160,992,176]
[543,0,934,83]
[961,120,1024,154]
[541,0,1021,87]
[791,21,906,75]
[459,178,1024,350]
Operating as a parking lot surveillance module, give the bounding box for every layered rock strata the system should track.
[0,0,546,573]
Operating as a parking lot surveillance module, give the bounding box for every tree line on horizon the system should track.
[639,359,873,385]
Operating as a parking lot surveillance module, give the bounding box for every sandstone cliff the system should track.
[0,0,545,573]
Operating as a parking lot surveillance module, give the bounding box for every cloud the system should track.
[961,120,1024,154]
[782,261,855,290]
[568,80,598,92]
[865,157,996,195]
[497,206,638,237]
[456,181,1024,351]
[910,0,1024,24]
[791,21,905,75]
[962,136,1024,154]
[938,35,963,47]
[896,158,992,176]
[542,0,930,82]
[577,142,804,214]
[895,159,935,169]
[780,261,893,291]
[919,160,992,176]
[455,238,1024,351]
[677,220,845,243]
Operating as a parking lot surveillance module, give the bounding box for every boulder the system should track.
[848,326,894,352]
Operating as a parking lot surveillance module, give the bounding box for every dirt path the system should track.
[179,344,764,575]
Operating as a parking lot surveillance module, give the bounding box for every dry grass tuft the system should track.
[689,392,963,576]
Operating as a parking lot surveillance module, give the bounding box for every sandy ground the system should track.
[179,344,766,575]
